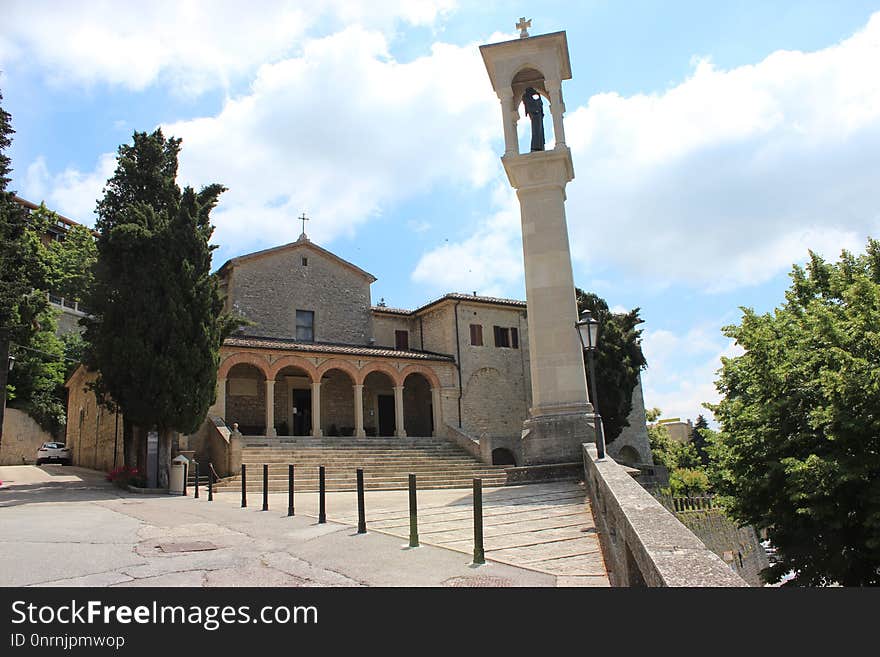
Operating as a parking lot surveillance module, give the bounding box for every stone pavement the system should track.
[219,479,609,586]
[0,465,563,587]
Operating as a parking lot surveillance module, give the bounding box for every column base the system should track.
[520,411,596,466]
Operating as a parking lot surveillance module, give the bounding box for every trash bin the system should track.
[169,455,189,495]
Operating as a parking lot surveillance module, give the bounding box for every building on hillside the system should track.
[14,196,95,335]
[654,418,694,444]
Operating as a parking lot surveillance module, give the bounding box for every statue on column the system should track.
[522,87,545,152]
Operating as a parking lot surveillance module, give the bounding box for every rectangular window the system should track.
[301,256,308,266]
[493,326,519,349]
[395,330,409,350]
[296,310,314,341]
[470,324,483,346]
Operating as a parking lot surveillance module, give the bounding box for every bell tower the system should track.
[480,23,595,464]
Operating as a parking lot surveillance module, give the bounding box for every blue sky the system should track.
[3,1,880,423]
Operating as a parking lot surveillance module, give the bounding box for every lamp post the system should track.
[576,310,605,459]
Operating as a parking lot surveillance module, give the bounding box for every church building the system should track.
[210,231,532,462]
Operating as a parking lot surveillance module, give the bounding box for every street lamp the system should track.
[576,309,605,459]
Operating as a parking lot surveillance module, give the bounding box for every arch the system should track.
[616,445,640,466]
[360,361,402,387]
[400,364,442,390]
[218,351,271,379]
[492,448,517,466]
[267,354,318,381]
[316,359,361,385]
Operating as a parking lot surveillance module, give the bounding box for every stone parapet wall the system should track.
[583,444,747,587]
[65,367,123,472]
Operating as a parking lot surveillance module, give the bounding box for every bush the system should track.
[107,465,146,489]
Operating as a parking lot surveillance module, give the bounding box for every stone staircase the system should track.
[213,437,510,492]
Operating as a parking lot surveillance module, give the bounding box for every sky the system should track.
[3,0,880,424]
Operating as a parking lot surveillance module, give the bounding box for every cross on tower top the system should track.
[516,17,531,39]
[298,212,309,239]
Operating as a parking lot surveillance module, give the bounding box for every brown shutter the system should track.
[395,330,409,350]
[511,327,519,349]
[493,325,502,347]
[470,324,483,346]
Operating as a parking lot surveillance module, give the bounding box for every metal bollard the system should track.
[182,462,188,497]
[241,464,247,508]
[473,478,485,564]
[356,468,366,534]
[262,463,269,511]
[194,460,200,499]
[318,465,326,524]
[287,464,295,517]
[208,464,213,502]
[408,473,419,548]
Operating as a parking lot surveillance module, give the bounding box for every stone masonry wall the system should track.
[1,408,55,465]
[65,368,124,473]
[607,374,653,465]
[372,314,418,349]
[228,242,373,344]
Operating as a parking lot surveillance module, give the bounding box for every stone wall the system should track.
[1,408,55,465]
[227,242,373,344]
[225,364,266,433]
[321,370,355,435]
[420,300,531,438]
[583,444,747,587]
[607,374,653,465]
[372,314,418,349]
[65,367,124,473]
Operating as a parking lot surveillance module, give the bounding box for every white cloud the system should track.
[0,0,457,94]
[21,153,116,223]
[565,13,880,290]
[28,26,500,254]
[411,185,523,297]
[640,325,744,423]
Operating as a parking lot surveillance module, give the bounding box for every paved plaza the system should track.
[0,465,607,587]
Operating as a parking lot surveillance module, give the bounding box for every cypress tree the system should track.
[83,129,232,485]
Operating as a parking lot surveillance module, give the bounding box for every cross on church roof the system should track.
[516,17,531,38]
[299,212,309,239]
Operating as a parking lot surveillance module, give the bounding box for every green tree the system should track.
[82,129,233,485]
[668,468,710,497]
[708,240,880,586]
[576,290,647,444]
[690,414,711,467]
[0,90,49,451]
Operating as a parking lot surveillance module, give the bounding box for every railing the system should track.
[654,493,717,513]
[46,292,91,316]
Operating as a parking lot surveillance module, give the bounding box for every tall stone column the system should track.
[393,385,406,438]
[311,381,323,437]
[481,29,594,465]
[431,387,442,437]
[353,384,365,438]
[265,379,277,437]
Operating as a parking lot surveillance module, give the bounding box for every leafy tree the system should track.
[83,129,234,485]
[708,240,880,586]
[0,90,49,450]
[690,414,711,467]
[576,290,647,443]
[669,468,710,497]
[45,219,97,303]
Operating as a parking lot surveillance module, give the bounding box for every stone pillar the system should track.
[311,381,323,437]
[210,377,226,420]
[265,379,277,437]
[431,387,442,437]
[502,149,594,464]
[353,384,365,438]
[393,385,406,438]
[499,88,518,155]
[545,78,567,148]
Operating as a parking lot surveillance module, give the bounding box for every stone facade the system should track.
[64,367,124,472]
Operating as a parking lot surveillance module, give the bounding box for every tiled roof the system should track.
[223,335,455,362]
[371,293,527,316]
